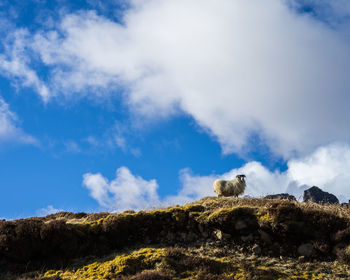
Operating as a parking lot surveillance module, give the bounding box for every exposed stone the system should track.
[213,229,222,240]
[198,224,204,233]
[252,244,261,254]
[303,186,339,204]
[332,243,346,255]
[264,193,296,201]
[297,243,314,257]
[235,220,247,230]
[316,243,329,253]
[258,230,272,244]
[123,210,136,214]
[241,234,254,242]
[213,229,231,241]
[198,224,209,238]
[270,242,281,255]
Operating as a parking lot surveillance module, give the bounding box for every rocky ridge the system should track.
[1,193,350,279]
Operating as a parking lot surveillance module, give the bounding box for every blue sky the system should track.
[2,0,350,219]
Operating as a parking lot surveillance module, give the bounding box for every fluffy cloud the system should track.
[84,144,350,212]
[2,1,350,157]
[0,30,49,101]
[0,96,37,144]
[83,166,161,211]
[286,143,350,200]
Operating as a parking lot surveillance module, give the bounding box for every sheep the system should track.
[213,174,246,197]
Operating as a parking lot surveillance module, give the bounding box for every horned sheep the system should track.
[213,175,246,197]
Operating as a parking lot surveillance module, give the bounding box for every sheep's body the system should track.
[213,175,246,197]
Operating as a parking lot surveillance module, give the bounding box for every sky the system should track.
[1,0,350,219]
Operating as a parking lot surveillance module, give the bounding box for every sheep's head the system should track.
[236,174,246,182]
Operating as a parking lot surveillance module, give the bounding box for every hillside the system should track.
[2,197,350,279]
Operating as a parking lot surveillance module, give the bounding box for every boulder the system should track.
[258,229,272,244]
[213,229,231,241]
[303,186,339,204]
[235,220,247,230]
[264,193,296,201]
[241,234,254,242]
[341,200,350,208]
[297,243,314,257]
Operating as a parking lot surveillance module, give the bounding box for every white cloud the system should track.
[83,166,161,211]
[286,143,350,199]
[83,172,111,208]
[110,121,142,156]
[83,121,143,155]
[0,30,50,101]
[1,1,350,158]
[64,140,81,153]
[84,143,350,211]
[85,136,99,146]
[0,96,37,144]
[19,0,350,158]
[37,205,63,217]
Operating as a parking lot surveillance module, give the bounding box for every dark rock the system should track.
[241,234,254,242]
[258,229,272,244]
[332,243,346,255]
[213,229,231,241]
[270,242,281,255]
[297,243,314,257]
[198,224,209,238]
[264,193,296,201]
[234,220,247,230]
[303,186,339,204]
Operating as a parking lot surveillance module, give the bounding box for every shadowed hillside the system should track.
[2,197,350,279]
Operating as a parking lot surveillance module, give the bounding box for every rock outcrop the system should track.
[303,186,339,204]
[265,193,296,201]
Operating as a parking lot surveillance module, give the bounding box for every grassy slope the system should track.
[2,197,350,279]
